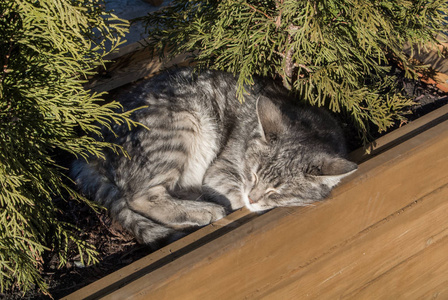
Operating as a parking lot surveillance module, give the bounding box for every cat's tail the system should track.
[70,159,177,247]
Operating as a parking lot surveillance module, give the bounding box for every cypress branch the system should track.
[143,0,448,143]
[0,0,131,294]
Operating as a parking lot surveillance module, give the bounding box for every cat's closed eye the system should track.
[251,172,259,184]
[265,188,278,196]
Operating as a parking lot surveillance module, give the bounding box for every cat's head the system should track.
[243,96,357,212]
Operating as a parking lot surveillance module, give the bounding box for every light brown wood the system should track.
[62,114,448,300]
[351,236,448,300]
[260,184,448,299]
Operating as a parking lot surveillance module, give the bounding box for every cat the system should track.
[71,68,357,246]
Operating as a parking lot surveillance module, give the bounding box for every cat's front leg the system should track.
[128,185,226,229]
[202,161,247,211]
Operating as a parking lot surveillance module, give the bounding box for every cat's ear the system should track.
[310,156,358,188]
[256,96,286,142]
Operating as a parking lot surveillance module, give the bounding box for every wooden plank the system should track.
[351,236,448,300]
[105,40,147,61]
[259,184,448,299]
[417,70,448,93]
[91,118,448,299]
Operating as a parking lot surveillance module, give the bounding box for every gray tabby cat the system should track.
[71,68,357,246]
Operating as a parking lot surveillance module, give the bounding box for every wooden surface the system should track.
[64,105,448,300]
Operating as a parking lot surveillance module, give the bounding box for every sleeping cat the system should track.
[71,68,357,246]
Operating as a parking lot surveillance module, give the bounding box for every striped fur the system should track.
[71,68,357,245]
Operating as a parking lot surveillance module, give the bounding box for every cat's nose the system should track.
[248,197,255,204]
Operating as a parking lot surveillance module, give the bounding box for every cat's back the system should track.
[111,68,266,151]
[120,68,242,113]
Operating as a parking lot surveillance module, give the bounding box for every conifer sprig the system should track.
[144,0,447,143]
[0,0,130,294]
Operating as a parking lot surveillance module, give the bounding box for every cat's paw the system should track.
[191,203,226,226]
[204,203,227,222]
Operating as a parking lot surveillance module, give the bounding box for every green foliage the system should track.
[144,0,448,142]
[0,0,132,295]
